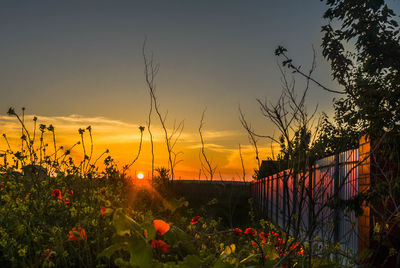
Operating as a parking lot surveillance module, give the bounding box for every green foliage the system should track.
[321,0,400,134]
[0,164,125,267]
[153,167,171,196]
[0,109,313,267]
[311,113,360,159]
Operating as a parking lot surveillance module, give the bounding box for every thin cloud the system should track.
[0,113,275,181]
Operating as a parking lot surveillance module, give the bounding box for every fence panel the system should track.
[299,171,310,235]
[277,172,284,227]
[314,155,336,242]
[339,149,359,255]
[251,149,360,257]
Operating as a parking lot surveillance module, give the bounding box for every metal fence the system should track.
[251,149,359,256]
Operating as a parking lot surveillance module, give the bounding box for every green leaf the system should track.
[213,259,235,268]
[113,208,142,237]
[240,253,259,264]
[98,242,128,259]
[311,258,337,268]
[263,259,277,268]
[163,226,195,254]
[127,239,153,268]
[114,258,134,268]
[178,255,202,267]
[162,197,189,213]
[162,255,202,268]
[141,222,156,242]
[220,244,236,257]
[263,244,279,260]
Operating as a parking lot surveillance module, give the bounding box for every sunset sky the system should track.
[1,1,400,180]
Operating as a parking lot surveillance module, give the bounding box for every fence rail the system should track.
[251,149,359,256]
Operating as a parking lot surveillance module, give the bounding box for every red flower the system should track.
[190,216,200,224]
[297,247,304,256]
[45,249,56,261]
[151,239,170,253]
[99,189,105,195]
[65,197,70,204]
[0,185,4,191]
[271,231,279,238]
[244,228,257,237]
[259,231,267,239]
[290,242,299,251]
[233,228,243,236]
[153,220,170,236]
[66,189,74,195]
[100,206,106,215]
[67,227,86,241]
[51,189,62,201]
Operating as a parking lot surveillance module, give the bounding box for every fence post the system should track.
[258,180,260,212]
[308,166,314,263]
[283,171,287,227]
[270,176,273,220]
[262,177,266,217]
[293,172,298,233]
[333,154,340,244]
[275,174,279,224]
[258,180,261,212]
[358,135,371,256]
[265,177,269,218]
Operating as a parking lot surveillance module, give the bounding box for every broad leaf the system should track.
[127,239,153,268]
[113,208,142,237]
[98,242,128,259]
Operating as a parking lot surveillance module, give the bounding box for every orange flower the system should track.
[151,239,170,253]
[100,206,106,215]
[153,220,170,236]
[190,216,200,224]
[244,228,257,237]
[67,227,86,241]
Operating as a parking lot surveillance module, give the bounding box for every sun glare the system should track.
[137,173,144,179]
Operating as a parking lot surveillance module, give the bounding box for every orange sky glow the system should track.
[0,114,280,181]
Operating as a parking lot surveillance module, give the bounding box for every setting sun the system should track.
[137,173,144,180]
